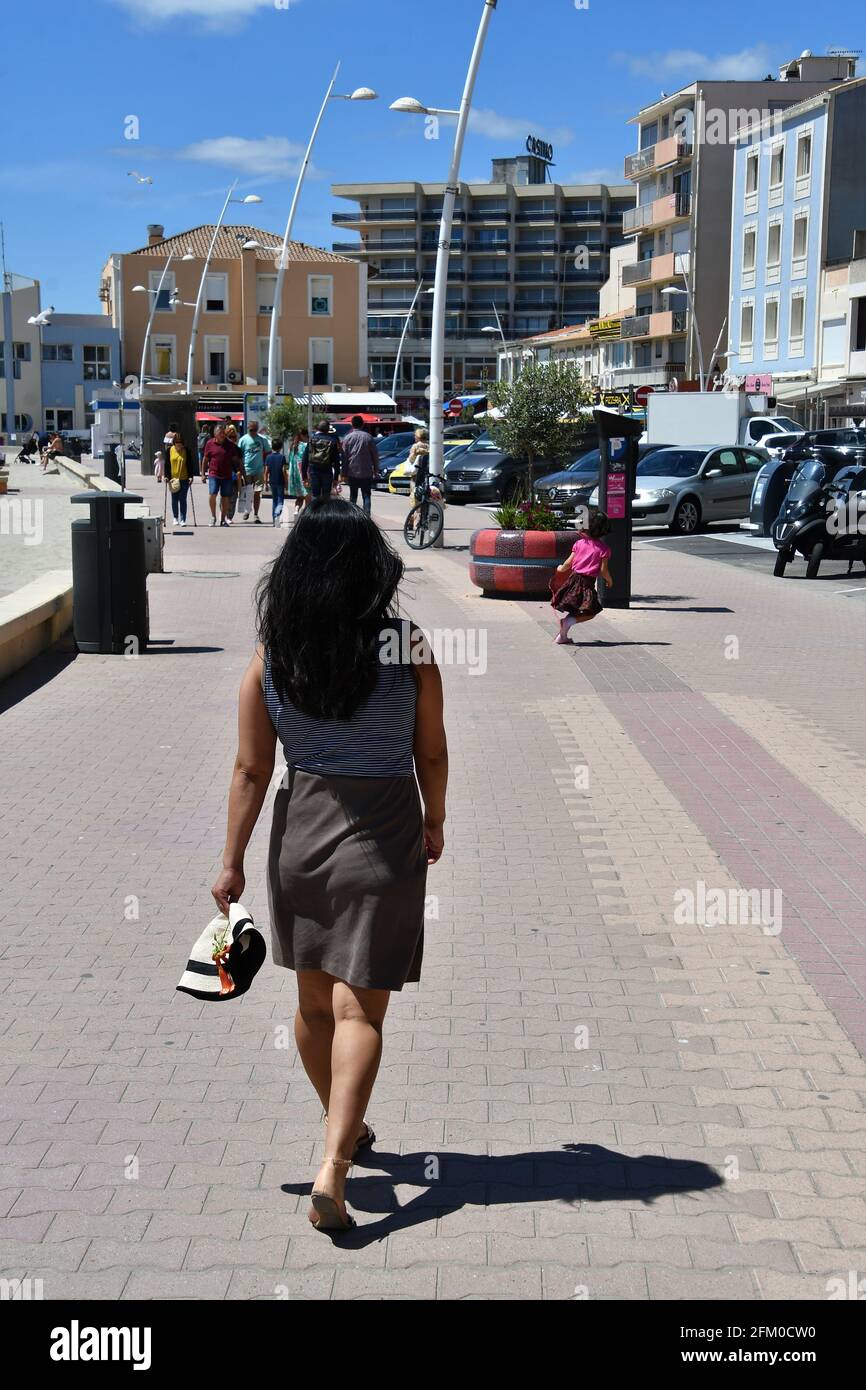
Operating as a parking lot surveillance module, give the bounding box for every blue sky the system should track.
[1,0,862,310]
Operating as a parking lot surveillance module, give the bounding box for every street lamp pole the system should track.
[267,66,377,407]
[666,255,706,391]
[402,1,498,496]
[138,252,176,393]
[392,281,427,405]
[186,182,262,394]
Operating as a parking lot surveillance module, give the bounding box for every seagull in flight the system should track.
[28,306,55,325]
[127,171,153,185]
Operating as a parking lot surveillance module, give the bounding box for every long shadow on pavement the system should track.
[0,644,77,716]
[282,1142,723,1247]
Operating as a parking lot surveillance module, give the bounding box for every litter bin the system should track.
[71,491,149,654]
[749,457,798,536]
[103,444,121,484]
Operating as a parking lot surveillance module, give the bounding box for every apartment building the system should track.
[0,275,42,436]
[332,153,633,413]
[728,76,866,424]
[41,314,121,434]
[100,224,367,404]
[619,50,857,390]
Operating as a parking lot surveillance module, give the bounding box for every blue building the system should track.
[727,75,866,422]
[40,314,120,434]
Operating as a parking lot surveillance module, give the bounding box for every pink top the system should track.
[570,534,610,577]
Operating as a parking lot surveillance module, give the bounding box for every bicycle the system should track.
[403,474,445,549]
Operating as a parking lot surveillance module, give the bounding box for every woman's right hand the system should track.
[211,865,245,915]
[424,820,445,865]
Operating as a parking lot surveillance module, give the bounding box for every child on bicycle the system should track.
[550,509,612,644]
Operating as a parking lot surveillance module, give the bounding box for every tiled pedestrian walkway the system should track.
[1,485,865,1299]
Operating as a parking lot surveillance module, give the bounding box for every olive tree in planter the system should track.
[469,363,594,597]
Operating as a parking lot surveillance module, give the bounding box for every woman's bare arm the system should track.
[212,650,278,912]
[413,651,448,864]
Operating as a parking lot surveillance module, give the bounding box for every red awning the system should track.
[195,411,244,422]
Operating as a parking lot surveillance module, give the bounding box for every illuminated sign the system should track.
[589,318,621,341]
[526,135,554,162]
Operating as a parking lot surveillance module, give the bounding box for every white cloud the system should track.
[467,107,574,145]
[107,0,298,26]
[178,136,307,180]
[614,44,776,82]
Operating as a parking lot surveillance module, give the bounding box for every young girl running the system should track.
[550,511,612,644]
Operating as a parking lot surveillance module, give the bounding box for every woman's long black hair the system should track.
[256,498,404,721]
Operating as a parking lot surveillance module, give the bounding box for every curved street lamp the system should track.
[266,67,377,405]
[135,249,195,391]
[389,0,499,541]
[184,185,262,393]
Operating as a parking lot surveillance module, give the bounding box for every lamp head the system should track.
[390,96,428,115]
[242,194,263,204]
[181,252,196,261]
[132,284,147,293]
[350,87,378,101]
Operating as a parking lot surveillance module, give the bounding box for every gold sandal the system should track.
[310,1158,356,1232]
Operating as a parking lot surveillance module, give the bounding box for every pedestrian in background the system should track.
[201,422,243,528]
[168,431,192,529]
[304,418,342,502]
[238,419,270,524]
[550,510,612,644]
[225,424,242,522]
[211,500,448,1232]
[266,438,287,526]
[341,415,379,518]
[285,428,309,520]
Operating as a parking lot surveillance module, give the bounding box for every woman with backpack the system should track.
[304,419,342,501]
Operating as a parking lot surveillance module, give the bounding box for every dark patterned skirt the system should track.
[267,768,427,991]
[550,570,602,618]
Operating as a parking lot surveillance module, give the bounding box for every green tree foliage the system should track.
[487,362,594,499]
[263,397,306,443]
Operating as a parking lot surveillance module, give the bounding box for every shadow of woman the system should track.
[282,1142,724,1247]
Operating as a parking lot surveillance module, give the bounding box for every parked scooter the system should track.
[772,460,866,577]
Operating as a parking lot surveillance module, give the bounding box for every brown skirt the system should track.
[551,571,602,618]
[267,768,427,991]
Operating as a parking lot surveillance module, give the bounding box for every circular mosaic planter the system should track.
[469,528,575,596]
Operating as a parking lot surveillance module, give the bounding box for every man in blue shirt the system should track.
[237,420,271,523]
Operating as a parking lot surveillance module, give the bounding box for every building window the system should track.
[854,297,866,354]
[83,345,111,381]
[742,226,756,272]
[149,270,176,311]
[740,301,754,354]
[764,297,779,345]
[789,291,806,351]
[309,336,333,387]
[13,341,31,361]
[792,212,809,262]
[769,144,784,188]
[796,131,812,179]
[204,273,228,312]
[151,338,175,379]
[745,150,759,195]
[257,274,276,314]
[42,343,74,362]
[45,408,74,432]
[767,221,782,268]
[309,275,333,317]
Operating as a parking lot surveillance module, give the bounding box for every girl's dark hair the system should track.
[272,438,283,451]
[256,498,404,720]
[583,508,611,539]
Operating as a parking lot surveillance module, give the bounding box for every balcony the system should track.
[466,270,510,281]
[560,208,603,223]
[421,208,464,221]
[624,136,692,180]
[621,251,680,288]
[620,309,687,340]
[515,210,557,223]
[514,271,560,282]
[370,268,417,280]
[622,193,691,235]
[467,209,511,222]
[515,241,561,254]
[466,240,510,252]
[333,209,416,224]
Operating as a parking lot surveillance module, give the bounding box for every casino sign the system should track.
[526,134,554,163]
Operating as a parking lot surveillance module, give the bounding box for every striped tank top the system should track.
[262,619,417,778]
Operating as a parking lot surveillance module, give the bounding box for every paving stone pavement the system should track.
[1,483,865,1300]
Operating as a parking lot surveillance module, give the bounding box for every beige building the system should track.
[618,51,856,389]
[100,223,367,401]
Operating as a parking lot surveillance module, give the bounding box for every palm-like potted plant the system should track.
[469,363,594,596]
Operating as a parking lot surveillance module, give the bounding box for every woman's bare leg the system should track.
[295,970,335,1112]
[311,979,390,1216]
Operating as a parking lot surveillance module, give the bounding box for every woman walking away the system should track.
[550,510,612,645]
[211,500,448,1233]
[285,428,309,521]
[168,432,192,528]
[265,438,287,526]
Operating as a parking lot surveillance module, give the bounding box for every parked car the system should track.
[372,431,418,489]
[780,427,866,476]
[535,443,673,520]
[443,436,561,504]
[444,423,483,442]
[588,445,769,533]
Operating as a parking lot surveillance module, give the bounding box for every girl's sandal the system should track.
[310,1158,356,1232]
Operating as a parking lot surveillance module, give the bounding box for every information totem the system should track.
[593,406,643,610]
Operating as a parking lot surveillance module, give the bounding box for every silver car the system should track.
[589,445,769,533]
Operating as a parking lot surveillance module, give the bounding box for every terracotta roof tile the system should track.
[127,225,353,264]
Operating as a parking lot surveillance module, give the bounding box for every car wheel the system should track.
[806,541,824,579]
[773,549,791,577]
[670,497,701,534]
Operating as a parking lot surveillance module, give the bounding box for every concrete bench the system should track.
[0,570,73,683]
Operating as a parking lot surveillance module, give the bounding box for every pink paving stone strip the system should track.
[605,689,866,1057]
